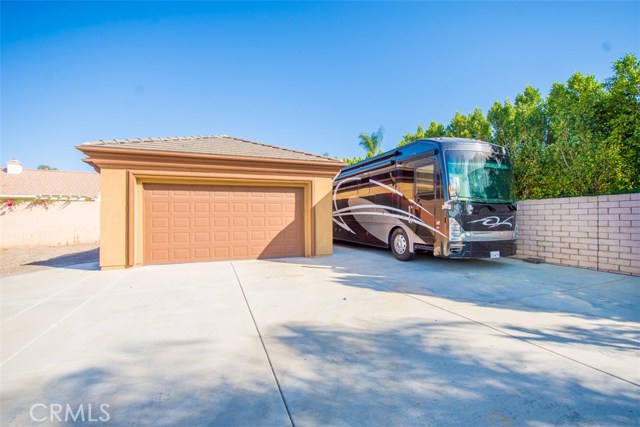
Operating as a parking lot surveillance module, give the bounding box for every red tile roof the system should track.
[0,169,100,199]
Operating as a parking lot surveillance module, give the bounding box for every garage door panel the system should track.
[233,231,248,242]
[194,232,210,243]
[232,203,247,213]
[151,233,169,244]
[194,203,210,213]
[214,203,229,213]
[193,217,211,228]
[268,203,283,213]
[214,231,229,242]
[194,247,211,259]
[173,218,189,228]
[152,202,169,213]
[151,249,170,262]
[251,217,265,227]
[213,217,229,227]
[144,184,304,264]
[251,231,266,240]
[214,247,230,257]
[173,232,190,243]
[172,202,189,213]
[151,218,169,229]
[233,247,249,257]
[173,248,191,260]
[233,217,248,227]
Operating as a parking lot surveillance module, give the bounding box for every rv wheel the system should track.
[390,228,415,261]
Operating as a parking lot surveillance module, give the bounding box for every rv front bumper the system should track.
[460,230,518,242]
[446,239,517,258]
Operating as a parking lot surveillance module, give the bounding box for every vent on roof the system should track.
[6,159,23,175]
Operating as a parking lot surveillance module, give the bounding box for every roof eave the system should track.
[76,145,343,166]
[76,145,344,177]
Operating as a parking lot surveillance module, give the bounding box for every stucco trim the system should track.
[77,146,343,177]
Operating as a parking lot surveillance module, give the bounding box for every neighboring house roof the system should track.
[79,135,340,163]
[0,169,100,199]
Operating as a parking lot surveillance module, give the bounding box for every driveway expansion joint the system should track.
[230,262,296,427]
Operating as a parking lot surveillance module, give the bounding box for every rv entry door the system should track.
[414,159,437,245]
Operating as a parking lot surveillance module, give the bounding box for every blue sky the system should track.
[1,1,638,171]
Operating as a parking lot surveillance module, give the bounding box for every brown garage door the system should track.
[144,184,304,264]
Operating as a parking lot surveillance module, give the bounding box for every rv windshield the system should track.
[445,149,515,203]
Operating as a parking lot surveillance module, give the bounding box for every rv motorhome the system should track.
[333,137,518,260]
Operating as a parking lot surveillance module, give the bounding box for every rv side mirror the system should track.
[449,176,460,201]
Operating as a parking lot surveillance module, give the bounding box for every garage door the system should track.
[143,184,304,264]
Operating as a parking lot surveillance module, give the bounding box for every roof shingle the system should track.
[81,135,340,163]
[0,170,100,199]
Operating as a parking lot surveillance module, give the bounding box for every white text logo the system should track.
[30,403,110,423]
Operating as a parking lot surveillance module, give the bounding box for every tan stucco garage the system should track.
[77,135,343,269]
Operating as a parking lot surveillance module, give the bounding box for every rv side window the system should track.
[415,161,435,200]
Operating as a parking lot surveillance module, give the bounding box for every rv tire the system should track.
[390,228,415,261]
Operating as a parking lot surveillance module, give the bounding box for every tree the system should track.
[342,156,364,165]
[389,53,640,199]
[488,99,516,150]
[37,165,57,170]
[444,108,491,141]
[603,53,640,191]
[358,126,385,158]
[512,86,548,199]
[398,121,445,146]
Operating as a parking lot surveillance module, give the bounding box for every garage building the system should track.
[77,135,344,269]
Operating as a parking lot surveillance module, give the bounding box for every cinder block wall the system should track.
[515,193,640,276]
[0,201,99,247]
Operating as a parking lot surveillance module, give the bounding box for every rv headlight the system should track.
[449,218,463,242]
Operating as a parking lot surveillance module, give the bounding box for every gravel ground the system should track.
[0,244,99,277]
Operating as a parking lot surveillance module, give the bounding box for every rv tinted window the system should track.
[415,163,434,197]
[445,149,515,203]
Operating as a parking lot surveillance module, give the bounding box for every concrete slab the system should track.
[232,246,639,426]
[1,262,291,427]
[1,243,638,426]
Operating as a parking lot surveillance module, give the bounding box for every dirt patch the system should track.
[1,244,99,277]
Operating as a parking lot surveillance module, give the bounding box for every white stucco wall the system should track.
[0,201,100,247]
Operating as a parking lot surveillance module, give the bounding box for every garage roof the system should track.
[81,135,339,163]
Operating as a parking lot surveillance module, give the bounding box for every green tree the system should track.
[37,164,57,170]
[398,121,445,146]
[488,99,516,150]
[445,108,491,141]
[487,86,549,199]
[358,126,385,158]
[603,53,640,191]
[342,156,364,165]
[392,53,639,199]
[512,86,549,199]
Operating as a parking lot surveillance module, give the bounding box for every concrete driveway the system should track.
[1,244,638,426]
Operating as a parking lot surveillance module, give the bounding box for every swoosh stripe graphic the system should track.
[333,211,448,238]
[334,204,424,223]
[369,179,434,218]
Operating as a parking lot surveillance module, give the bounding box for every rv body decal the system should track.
[467,216,514,228]
[332,178,447,239]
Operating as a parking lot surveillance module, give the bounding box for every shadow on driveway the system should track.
[27,248,99,271]
[4,324,638,426]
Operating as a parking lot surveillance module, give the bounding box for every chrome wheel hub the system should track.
[394,234,407,254]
